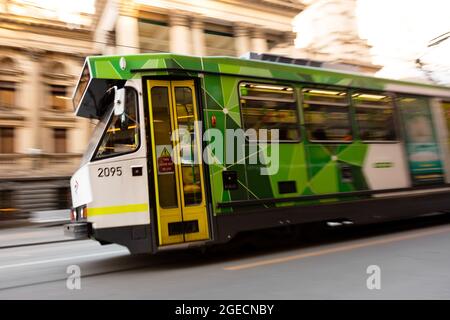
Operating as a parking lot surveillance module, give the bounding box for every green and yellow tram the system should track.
[65,52,450,253]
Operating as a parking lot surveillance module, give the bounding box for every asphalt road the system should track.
[1,215,450,299]
[0,224,72,248]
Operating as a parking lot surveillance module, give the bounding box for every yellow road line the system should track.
[223,225,450,271]
[88,203,149,216]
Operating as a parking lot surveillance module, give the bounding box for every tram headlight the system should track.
[71,206,88,221]
[70,208,76,222]
[81,206,88,220]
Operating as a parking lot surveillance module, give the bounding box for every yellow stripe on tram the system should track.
[88,203,149,216]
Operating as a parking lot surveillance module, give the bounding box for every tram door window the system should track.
[398,96,444,185]
[148,80,209,246]
[442,101,450,152]
[149,86,178,209]
[441,101,450,182]
[174,87,202,206]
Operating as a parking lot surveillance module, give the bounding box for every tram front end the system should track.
[63,57,153,254]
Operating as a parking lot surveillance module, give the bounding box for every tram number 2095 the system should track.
[98,167,123,177]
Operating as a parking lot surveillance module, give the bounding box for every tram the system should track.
[65,52,450,253]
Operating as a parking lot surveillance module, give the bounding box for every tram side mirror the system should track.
[113,87,126,116]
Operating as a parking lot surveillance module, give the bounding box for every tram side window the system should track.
[353,92,397,141]
[239,82,300,141]
[94,88,140,159]
[302,88,352,142]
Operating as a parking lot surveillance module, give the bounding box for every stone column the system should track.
[285,32,297,47]
[27,50,43,151]
[23,50,45,173]
[191,16,205,56]
[115,16,139,54]
[234,23,251,56]
[285,31,301,57]
[115,0,140,55]
[169,11,191,55]
[251,27,268,53]
[104,30,117,56]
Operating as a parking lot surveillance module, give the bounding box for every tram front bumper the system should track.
[64,222,90,239]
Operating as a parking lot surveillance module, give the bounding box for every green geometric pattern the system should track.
[87,53,448,92]
[82,53,449,215]
[306,142,368,195]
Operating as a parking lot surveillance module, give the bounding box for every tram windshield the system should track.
[93,87,140,160]
[79,94,114,166]
[80,87,140,166]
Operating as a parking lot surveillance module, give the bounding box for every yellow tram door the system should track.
[147,80,210,246]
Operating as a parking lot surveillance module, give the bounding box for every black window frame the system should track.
[238,80,301,143]
[91,86,141,162]
[49,84,68,111]
[0,81,16,108]
[53,127,68,154]
[302,86,354,144]
[351,90,399,144]
[0,126,15,153]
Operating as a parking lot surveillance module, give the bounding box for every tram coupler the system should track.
[64,222,90,239]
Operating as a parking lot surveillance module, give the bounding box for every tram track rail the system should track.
[0,255,152,292]
[0,238,80,250]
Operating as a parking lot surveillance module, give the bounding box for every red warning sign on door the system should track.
[156,145,174,175]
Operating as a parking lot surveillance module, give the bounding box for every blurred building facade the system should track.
[0,0,304,211]
[0,0,303,180]
[95,0,301,57]
[290,0,380,74]
[0,0,102,212]
[0,0,98,180]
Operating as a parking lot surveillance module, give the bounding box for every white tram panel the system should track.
[363,144,411,190]
[88,157,149,229]
[70,165,93,208]
[73,79,151,230]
